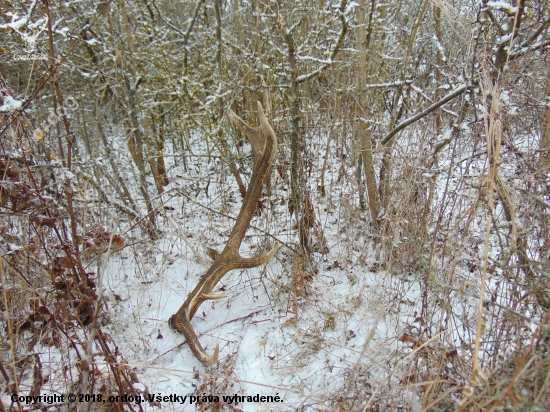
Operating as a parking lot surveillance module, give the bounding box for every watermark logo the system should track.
[2,12,49,61]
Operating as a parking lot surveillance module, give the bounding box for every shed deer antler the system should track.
[170,102,279,366]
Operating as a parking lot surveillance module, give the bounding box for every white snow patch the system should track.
[0,95,23,113]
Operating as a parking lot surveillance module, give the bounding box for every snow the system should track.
[34,129,430,411]
[344,1,359,15]
[487,1,517,13]
[365,81,404,88]
[0,13,28,30]
[28,17,47,30]
[497,34,511,44]
[0,95,23,113]
[56,26,70,37]
[1,52,540,409]
[486,1,518,14]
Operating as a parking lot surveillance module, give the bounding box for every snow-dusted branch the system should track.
[510,39,550,61]
[363,80,404,88]
[377,84,471,149]
[296,0,349,84]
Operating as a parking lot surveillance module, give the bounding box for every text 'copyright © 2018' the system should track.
[11,392,284,405]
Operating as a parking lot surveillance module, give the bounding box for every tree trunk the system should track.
[356,0,381,229]
[284,30,314,251]
[124,76,158,238]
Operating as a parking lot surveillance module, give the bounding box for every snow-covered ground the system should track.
[2,120,520,412]
[90,132,429,411]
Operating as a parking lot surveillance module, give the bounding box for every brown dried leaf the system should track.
[112,235,125,249]
[59,257,75,268]
[398,333,420,346]
[413,316,426,325]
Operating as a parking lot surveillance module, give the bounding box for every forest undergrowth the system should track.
[1,0,550,411]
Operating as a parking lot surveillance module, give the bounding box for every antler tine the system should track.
[228,109,264,164]
[170,102,279,366]
[256,101,276,138]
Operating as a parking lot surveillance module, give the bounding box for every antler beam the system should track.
[169,102,279,366]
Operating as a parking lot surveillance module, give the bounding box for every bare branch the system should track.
[377,84,471,150]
